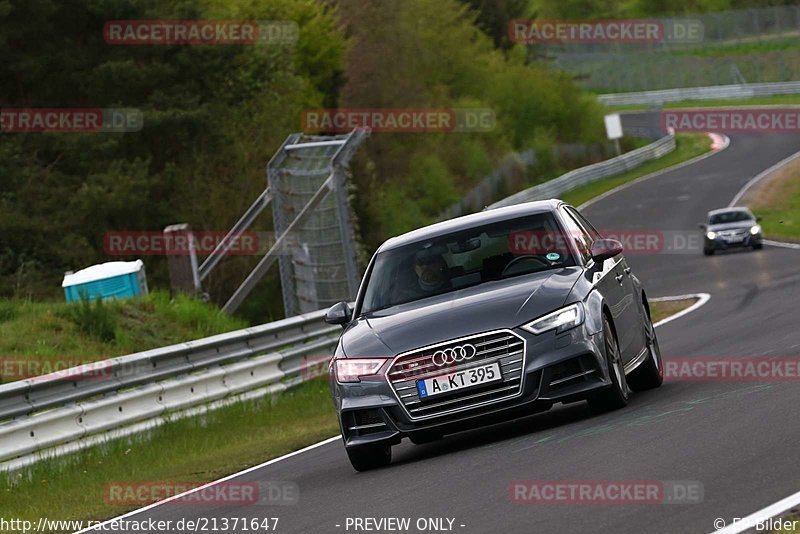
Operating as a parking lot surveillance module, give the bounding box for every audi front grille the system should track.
[717,229,748,238]
[387,330,526,420]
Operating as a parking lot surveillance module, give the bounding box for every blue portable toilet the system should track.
[62,260,149,302]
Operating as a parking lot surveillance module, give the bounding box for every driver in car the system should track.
[391,249,451,303]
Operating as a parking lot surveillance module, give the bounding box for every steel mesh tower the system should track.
[268,130,366,316]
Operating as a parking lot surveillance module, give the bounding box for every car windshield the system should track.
[360,212,576,314]
[708,210,753,225]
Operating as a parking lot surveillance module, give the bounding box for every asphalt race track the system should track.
[90,119,800,534]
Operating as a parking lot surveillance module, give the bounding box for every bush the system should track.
[0,0,346,324]
[59,298,118,343]
[0,300,18,323]
[339,0,605,248]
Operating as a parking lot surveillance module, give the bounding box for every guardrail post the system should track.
[164,223,201,297]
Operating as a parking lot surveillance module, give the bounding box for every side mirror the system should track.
[590,238,624,263]
[698,223,706,230]
[756,216,763,222]
[325,301,352,326]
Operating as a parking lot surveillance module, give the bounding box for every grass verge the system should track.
[741,152,800,242]
[650,298,697,324]
[0,380,339,531]
[0,292,247,383]
[771,514,800,533]
[561,133,712,208]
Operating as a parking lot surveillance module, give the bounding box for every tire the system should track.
[346,444,391,472]
[587,316,629,413]
[627,306,664,392]
[753,243,763,250]
[703,247,714,256]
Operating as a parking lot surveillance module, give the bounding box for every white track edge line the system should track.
[764,239,800,250]
[729,149,800,207]
[727,148,800,250]
[72,436,341,533]
[709,489,800,534]
[651,293,711,328]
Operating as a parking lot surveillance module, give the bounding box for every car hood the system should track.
[340,267,583,357]
[708,221,756,232]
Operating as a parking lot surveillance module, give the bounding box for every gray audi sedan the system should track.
[700,207,763,255]
[325,199,662,471]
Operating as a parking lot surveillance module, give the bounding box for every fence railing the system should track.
[437,141,630,221]
[436,150,537,222]
[598,81,800,106]
[556,52,800,92]
[541,6,800,90]
[540,5,800,55]
[0,309,339,470]
[488,133,675,209]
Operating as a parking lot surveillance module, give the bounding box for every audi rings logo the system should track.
[432,344,477,367]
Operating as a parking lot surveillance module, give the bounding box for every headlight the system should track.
[522,302,584,335]
[706,231,717,240]
[335,358,386,383]
[750,224,761,235]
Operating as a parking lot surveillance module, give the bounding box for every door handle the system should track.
[615,274,624,283]
[624,267,632,275]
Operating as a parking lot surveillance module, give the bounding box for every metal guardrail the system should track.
[436,149,537,222]
[0,309,339,469]
[598,81,800,107]
[437,141,624,222]
[488,134,675,209]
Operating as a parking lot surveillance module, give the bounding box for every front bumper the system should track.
[332,323,614,449]
[704,233,762,251]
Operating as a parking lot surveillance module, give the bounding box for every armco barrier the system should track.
[0,308,339,469]
[598,81,800,107]
[488,133,675,209]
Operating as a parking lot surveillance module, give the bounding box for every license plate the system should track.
[417,362,502,399]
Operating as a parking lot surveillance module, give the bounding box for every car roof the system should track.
[707,207,752,216]
[377,199,564,252]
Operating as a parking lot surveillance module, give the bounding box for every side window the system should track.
[566,206,602,241]
[559,208,593,263]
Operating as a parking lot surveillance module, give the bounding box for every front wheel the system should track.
[753,243,763,250]
[346,444,391,472]
[587,316,629,413]
[627,307,664,391]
